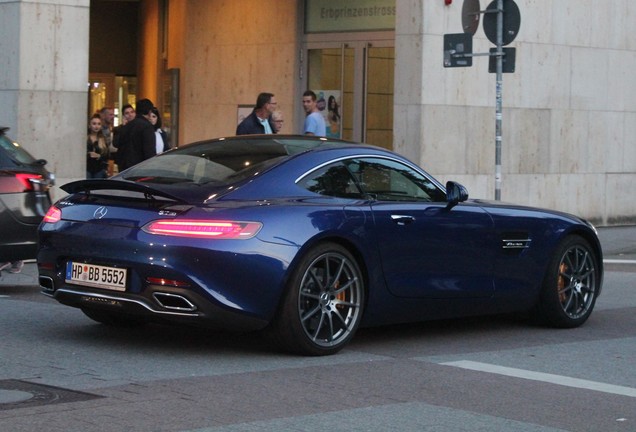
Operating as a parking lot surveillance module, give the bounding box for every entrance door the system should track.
[304,41,394,149]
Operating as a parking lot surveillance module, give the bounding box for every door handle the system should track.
[390,214,415,225]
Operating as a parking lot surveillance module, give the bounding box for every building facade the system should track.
[1,0,634,225]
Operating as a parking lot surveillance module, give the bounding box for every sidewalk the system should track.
[1,226,634,287]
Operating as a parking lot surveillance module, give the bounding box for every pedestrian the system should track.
[149,107,170,154]
[116,98,157,170]
[302,90,326,136]
[236,92,277,135]
[0,261,24,274]
[98,106,115,148]
[86,114,110,179]
[271,110,284,134]
[121,103,136,125]
[112,103,136,173]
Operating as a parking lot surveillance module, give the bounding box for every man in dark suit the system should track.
[236,93,277,135]
[116,98,156,171]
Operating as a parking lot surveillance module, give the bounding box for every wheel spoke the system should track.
[577,267,595,280]
[334,276,357,294]
[308,267,326,291]
[325,313,335,342]
[332,307,349,327]
[301,304,321,322]
[310,312,326,341]
[579,283,594,295]
[300,290,321,301]
[557,283,572,298]
[333,299,358,308]
[562,288,574,310]
[330,257,345,287]
[569,290,580,312]
[559,264,573,280]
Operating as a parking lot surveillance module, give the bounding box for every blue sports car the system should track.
[38,135,603,355]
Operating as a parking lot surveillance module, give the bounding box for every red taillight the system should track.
[16,173,42,191]
[142,220,262,239]
[0,173,42,193]
[43,206,62,223]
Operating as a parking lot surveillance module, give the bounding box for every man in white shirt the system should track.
[302,90,327,137]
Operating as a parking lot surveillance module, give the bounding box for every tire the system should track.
[81,308,145,328]
[272,242,365,356]
[535,235,599,328]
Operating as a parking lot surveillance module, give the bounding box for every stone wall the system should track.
[0,0,89,196]
[395,0,636,225]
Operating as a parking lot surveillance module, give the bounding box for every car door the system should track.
[348,157,496,299]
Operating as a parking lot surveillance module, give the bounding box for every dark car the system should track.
[38,135,603,355]
[0,127,54,263]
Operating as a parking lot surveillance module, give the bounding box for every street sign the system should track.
[488,47,516,73]
[443,33,473,68]
[462,0,481,35]
[483,0,520,46]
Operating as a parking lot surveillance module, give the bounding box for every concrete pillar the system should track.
[0,0,90,197]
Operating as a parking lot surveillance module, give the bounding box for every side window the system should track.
[298,162,363,199]
[345,158,446,202]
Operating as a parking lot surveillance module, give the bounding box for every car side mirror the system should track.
[35,159,48,166]
[445,181,468,209]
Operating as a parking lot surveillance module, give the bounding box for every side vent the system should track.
[501,232,531,255]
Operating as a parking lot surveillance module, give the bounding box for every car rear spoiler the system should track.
[61,179,187,203]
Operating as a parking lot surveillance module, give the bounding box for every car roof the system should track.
[182,134,371,152]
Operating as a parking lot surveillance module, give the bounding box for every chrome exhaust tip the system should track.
[152,292,197,312]
[39,276,55,295]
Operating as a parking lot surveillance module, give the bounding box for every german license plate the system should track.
[65,261,127,291]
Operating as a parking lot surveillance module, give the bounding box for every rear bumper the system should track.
[39,276,269,331]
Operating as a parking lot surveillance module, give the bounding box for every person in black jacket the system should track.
[236,93,277,135]
[116,98,156,170]
[86,114,109,178]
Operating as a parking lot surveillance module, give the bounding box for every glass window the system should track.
[298,157,445,202]
[299,162,363,199]
[344,158,446,202]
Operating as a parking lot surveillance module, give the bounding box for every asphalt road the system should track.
[0,226,635,432]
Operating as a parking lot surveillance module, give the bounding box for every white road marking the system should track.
[604,259,636,264]
[441,360,636,398]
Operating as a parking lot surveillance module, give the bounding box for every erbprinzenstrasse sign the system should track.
[305,0,396,33]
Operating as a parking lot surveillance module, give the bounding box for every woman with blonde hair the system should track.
[86,113,110,178]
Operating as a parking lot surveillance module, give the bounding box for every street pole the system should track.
[494,0,503,201]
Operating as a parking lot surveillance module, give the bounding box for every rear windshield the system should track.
[0,134,38,167]
[121,137,344,186]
